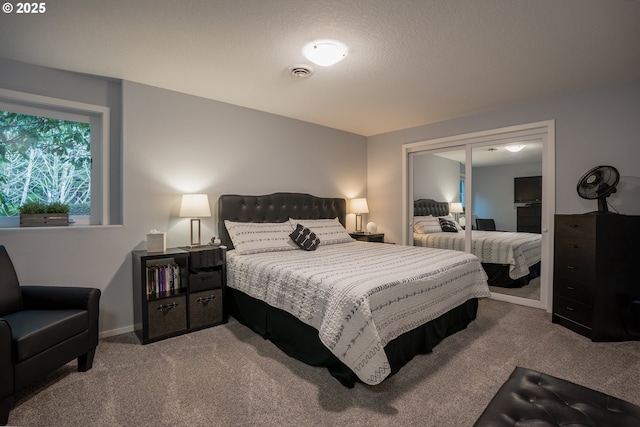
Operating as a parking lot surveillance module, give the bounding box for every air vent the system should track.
[288,65,314,78]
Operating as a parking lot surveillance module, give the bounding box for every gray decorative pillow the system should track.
[289,224,320,251]
[439,217,459,233]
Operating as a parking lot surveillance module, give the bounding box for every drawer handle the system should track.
[566,286,576,291]
[157,302,179,312]
[569,224,579,228]
[197,295,216,304]
[568,244,578,249]
[566,265,577,270]
[566,306,576,311]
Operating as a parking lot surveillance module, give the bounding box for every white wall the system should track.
[367,80,640,244]
[0,61,367,335]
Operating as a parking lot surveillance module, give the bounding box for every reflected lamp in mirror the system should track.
[450,202,463,222]
[179,194,211,247]
[350,198,369,233]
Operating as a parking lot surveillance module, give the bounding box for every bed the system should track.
[218,192,490,387]
[413,199,541,288]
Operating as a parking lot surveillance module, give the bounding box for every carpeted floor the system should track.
[8,298,640,426]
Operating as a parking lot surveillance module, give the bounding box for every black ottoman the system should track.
[474,366,640,426]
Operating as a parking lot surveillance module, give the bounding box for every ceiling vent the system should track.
[288,65,314,78]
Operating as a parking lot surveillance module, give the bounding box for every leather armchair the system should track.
[0,245,100,425]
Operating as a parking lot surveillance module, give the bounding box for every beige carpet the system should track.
[9,298,640,426]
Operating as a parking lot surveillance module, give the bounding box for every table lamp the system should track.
[179,194,211,247]
[350,198,369,233]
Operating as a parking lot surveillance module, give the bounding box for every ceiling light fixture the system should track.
[302,40,348,67]
[505,144,526,152]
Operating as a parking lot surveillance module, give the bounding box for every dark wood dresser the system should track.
[517,204,541,233]
[552,213,640,341]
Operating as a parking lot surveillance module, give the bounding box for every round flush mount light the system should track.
[302,40,348,67]
[505,144,526,152]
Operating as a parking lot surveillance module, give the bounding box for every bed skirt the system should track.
[226,287,480,387]
[483,261,541,288]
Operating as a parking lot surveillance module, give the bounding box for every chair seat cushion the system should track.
[3,309,88,362]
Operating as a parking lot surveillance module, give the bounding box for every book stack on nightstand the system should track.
[349,232,384,243]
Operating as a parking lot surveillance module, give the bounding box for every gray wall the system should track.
[0,60,367,335]
[473,161,542,231]
[412,154,461,202]
[368,80,640,244]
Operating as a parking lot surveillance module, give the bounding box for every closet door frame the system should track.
[402,120,555,311]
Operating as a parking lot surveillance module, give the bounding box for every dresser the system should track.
[517,204,541,233]
[552,213,640,341]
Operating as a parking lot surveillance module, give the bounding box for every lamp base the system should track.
[355,214,363,233]
[189,218,202,247]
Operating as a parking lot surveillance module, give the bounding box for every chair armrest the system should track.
[21,286,101,348]
[0,320,14,400]
[21,286,100,311]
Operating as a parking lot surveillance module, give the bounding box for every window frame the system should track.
[0,88,110,227]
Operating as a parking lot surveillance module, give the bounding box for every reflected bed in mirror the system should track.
[413,199,541,289]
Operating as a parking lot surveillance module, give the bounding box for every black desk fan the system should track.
[576,165,620,213]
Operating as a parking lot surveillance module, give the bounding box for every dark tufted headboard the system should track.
[414,199,449,217]
[218,192,347,249]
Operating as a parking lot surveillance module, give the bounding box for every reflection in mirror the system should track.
[470,142,543,302]
[411,142,543,303]
[412,148,469,253]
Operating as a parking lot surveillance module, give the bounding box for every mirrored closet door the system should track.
[403,121,555,310]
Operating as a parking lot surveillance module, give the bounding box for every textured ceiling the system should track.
[1,0,639,136]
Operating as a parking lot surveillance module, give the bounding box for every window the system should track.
[0,89,110,227]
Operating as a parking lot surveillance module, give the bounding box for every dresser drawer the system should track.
[553,278,593,305]
[555,216,595,239]
[554,236,595,260]
[147,295,187,338]
[189,270,222,292]
[189,289,223,329]
[553,295,592,328]
[554,252,596,284]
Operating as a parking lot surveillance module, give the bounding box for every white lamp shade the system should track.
[450,202,463,214]
[179,194,211,218]
[350,198,369,214]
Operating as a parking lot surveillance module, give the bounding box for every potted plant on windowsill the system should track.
[19,201,70,227]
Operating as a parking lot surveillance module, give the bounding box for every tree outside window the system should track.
[0,111,91,217]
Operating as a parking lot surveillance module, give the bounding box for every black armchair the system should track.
[0,245,100,425]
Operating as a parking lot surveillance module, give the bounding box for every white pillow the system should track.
[224,220,297,255]
[413,216,442,233]
[289,217,354,245]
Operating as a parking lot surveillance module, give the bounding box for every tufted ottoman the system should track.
[474,366,640,426]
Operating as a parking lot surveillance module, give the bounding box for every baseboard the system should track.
[99,325,134,339]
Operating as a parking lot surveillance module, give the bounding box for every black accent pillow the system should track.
[289,224,321,251]
[439,218,459,233]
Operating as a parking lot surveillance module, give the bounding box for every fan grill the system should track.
[576,165,620,213]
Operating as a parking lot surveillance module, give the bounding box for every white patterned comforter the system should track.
[413,231,541,279]
[226,241,490,385]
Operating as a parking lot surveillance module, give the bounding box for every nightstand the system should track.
[349,232,384,243]
[132,245,226,344]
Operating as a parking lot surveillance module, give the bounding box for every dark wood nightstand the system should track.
[132,245,226,344]
[349,232,384,243]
